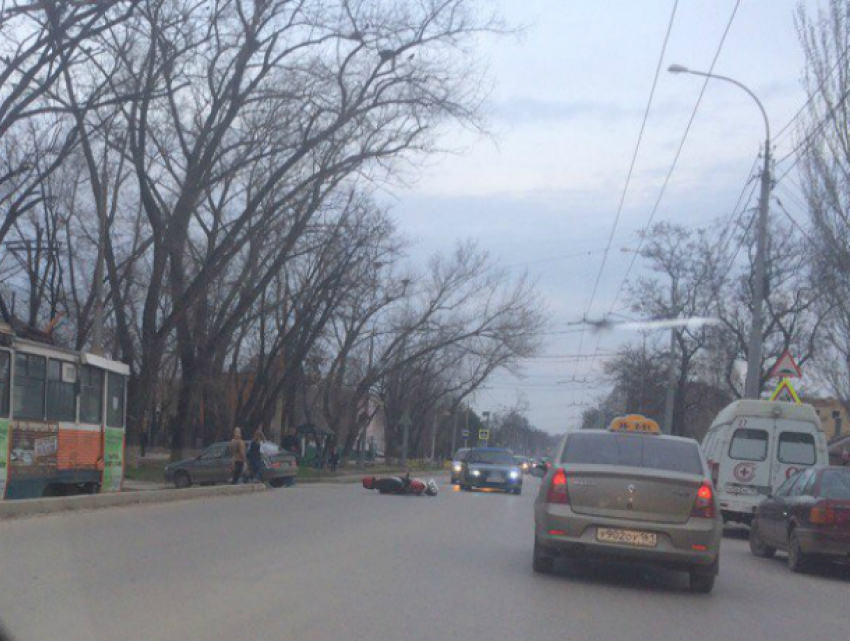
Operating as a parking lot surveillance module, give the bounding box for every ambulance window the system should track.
[778,432,816,465]
[729,428,768,461]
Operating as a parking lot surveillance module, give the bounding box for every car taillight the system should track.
[546,468,569,504]
[810,505,836,525]
[691,482,715,518]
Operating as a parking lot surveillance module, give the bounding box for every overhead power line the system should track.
[570,0,680,383]
[772,41,850,148]
[773,83,850,185]
[576,0,743,400]
[605,0,742,316]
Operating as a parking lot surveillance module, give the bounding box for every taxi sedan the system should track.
[532,427,722,593]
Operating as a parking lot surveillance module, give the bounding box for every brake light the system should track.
[810,505,836,525]
[546,468,569,504]
[691,482,715,518]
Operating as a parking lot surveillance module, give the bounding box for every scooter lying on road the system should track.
[362,473,439,496]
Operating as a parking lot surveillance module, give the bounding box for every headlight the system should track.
[471,469,481,477]
[509,470,520,479]
[452,463,462,472]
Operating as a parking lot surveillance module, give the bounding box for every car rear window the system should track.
[819,469,850,500]
[729,428,768,461]
[561,433,703,475]
[467,450,514,465]
[777,432,816,465]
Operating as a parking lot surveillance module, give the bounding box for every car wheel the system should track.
[749,521,776,559]
[269,478,286,489]
[514,487,522,495]
[787,530,810,573]
[688,570,716,594]
[532,537,554,574]
[174,471,192,489]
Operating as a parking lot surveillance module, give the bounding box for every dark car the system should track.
[164,442,298,489]
[459,448,522,494]
[750,465,850,572]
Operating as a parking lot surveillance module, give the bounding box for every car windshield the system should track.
[562,433,704,475]
[819,469,850,499]
[467,451,515,465]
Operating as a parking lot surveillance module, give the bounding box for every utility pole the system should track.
[744,145,772,398]
[400,412,412,468]
[663,327,676,435]
[429,411,438,465]
[449,407,459,457]
[668,64,771,400]
[463,407,469,448]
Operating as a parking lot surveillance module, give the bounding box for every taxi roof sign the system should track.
[609,414,661,435]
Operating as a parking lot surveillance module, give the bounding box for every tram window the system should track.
[47,360,76,422]
[0,351,9,418]
[80,365,104,424]
[107,373,125,428]
[13,353,46,420]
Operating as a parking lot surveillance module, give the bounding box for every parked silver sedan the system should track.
[532,428,722,593]
[164,442,297,488]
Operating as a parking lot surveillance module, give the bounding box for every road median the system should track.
[0,483,267,521]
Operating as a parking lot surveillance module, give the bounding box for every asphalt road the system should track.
[1,477,848,641]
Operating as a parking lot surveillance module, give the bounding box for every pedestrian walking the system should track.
[230,427,247,484]
[329,447,339,473]
[248,430,265,482]
[140,431,149,458]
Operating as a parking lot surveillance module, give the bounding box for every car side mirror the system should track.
[531,464,546,478]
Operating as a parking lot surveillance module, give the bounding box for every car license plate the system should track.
[725,483,757,496]
[489,474,503,482]
[596,528,657,547]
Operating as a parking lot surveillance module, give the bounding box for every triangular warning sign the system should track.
[769,378,801,404]
[769,350,802,379]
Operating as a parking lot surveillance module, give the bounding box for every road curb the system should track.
[0,483,267,520]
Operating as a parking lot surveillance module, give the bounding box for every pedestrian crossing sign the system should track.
[478,429,490,441]
[769,378,801,404]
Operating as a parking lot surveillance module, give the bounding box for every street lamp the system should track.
[668,64,771,399]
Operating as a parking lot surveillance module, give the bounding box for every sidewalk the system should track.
[122,479,171,492]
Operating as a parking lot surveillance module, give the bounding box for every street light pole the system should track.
[430,411,438,465]
[449,408,458,458]
[668,65,771,399]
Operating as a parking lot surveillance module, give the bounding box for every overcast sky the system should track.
[388,0,815,433]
